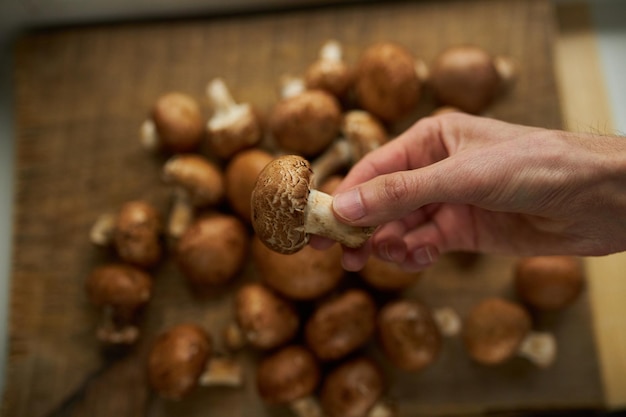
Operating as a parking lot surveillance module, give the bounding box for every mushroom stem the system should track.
[305,190,375,248]
[139,119,160,151]
[281,76,306,99]
[311,140,352,188]
[90,212,116,246]
[319,40,342,62]
[517,331,557,368]
[167,188,194,239]
[207,78,237,114]
[432,307,462,337]
[290,396,327,417]
[414,58,430,83]
[96,306,139,345]
[494,55,517,88]
[198,356,243,387]
[368,402,396,417]
[223,322,247,351]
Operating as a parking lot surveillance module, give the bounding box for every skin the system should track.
[310,113,626,271]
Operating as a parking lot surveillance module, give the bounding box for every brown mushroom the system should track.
[311,110,388,187]
[256,345,323,417]
[205,78,263,159]
[176,214,249,288]
[269,81,342,157]
[162,154,226,238]
[251,155,375,254]
[252,235,344,300]
[304,40,354,100]
[428,44,516,114]
[140,92,204,153]
[514,256,585,311]
[147,323,242,400]
[85,263,152,344]
[224,283,300,351]
[462,297,556,367]
[359,256,422,292]
[377,299,460,372]
[224,148,275,223]
[354,41,424,123]
[321,357,394,417]
[305,289,377,361]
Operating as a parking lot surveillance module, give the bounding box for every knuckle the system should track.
[380,175,411,204]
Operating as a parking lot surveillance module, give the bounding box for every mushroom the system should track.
[256,345,323,417]
[140,92,204,153]
[354,41,424,123]
[90,200,163,268]
[311,110,388,187]
[85,263,152,344]
[205,78,263,159]
[514,256,585,311]
[377,299,460,372]
[224,148,274,223]
[162,154,226,238]
[428,44,516,114]
[252,235,344,300]
[358,256,422,292]
[147,323,242,400]
[320,357,394,417]
[304,40,354,100]
[223,283,300,351]
[251,154,375,254]
[305,289,377,361]
[462,297,556,367]
[176,213,249,288]
[269,79,342,157]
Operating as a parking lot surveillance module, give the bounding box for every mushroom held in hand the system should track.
[359,256,422,292]
[305,289,377,361]
[305,40,354,100]
[429,44,515,114]
[252,236,344,300]
[147,323,242,400]
[354,41,424,123]
[256,345,323,417]
[176,214,249,288]
[86,263,152,344]
[224,283,299,351]
[514,256,585,311]
[140,92,204,153]
[251,155,375,254]
[205,78,263,159]
[462,297,556,367]
[321,357,394,417]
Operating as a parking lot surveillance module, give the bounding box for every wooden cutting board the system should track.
[4,0,608,416]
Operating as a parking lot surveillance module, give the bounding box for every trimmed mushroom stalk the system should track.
[162,154,225,238]
[147,323,242,400]
[85,263,152,344]
[462,297,557,368]
[206,78,263,159]
[305,40,354,100]
[256,345,324,417]
[321,357,394,417]
[224,283,300,351]
[251,155,375,254]
[312,110,388,187]
[252,236,344,300]
[140,92,205,153]
[305,289,377,362]
[514,256,585,311]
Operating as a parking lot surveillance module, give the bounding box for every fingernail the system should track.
[333,188,366,221]
[412,245,438,267]
[379,240,406,263]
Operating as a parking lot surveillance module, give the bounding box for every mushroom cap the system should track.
[269,90,342,157]
[341,110,388,162]
[252,236,344,300]
[462,297,531,365]
[114,200,162,268]
[320,357,385,417]
[429,44,501,114]
[359,256,421,292]
[256,345,320,405]
[355,41,422,122]
[305,289,377,361]
[162,154,225,207]
[234,283,300,350]
[514,256,585,311]
[377,300,442,372]
[151,92,204,153]
[86,263,152,311]
[225,149,274,223]
[147,323,212,400]
[251,155,314,254]
[176,214,249,287]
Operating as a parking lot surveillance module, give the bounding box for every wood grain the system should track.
[4,1,606,416]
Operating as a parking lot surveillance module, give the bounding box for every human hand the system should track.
[310,113,626,271]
